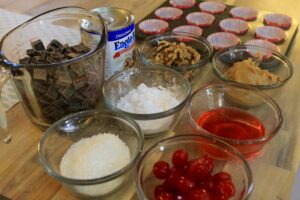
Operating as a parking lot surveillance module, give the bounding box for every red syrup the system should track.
[197,107,265,140]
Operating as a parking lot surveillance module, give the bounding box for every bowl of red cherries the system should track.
[134,134,253,200]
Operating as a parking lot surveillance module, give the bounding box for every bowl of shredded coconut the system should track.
[102,66,191,137]
[38,110,143,198]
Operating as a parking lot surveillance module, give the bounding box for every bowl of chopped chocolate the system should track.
[0,7,106,127]
[138,32,213,80]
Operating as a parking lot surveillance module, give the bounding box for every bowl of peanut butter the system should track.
[212,45,293,105]
[212,45,293,100]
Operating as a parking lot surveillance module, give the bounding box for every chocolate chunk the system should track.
[69,101,83,111]
[32,81,47,94]
[73,76,86,90]
[70,63,85,76]
[33,68,47,80]
[66,52,79,59]
[38,95,51,106]
[86,72,98,85]
[71,43,88,53]
[19,57,30,64]
[56,70,72,86]
[54,97,68,107]
[82,85,96,97]
[48,76,56,85]
[48,39,63,49]
[39,51,48,62]
[51,52,64,61]
[82,98,93,108]
[61,44,71,54]
[58,85,75,100]
[26,49,37,57]
[45,86,59,100]
[31,39,45,51]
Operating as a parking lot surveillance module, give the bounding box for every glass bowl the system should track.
[0,6,106,127]
[187,83,282,158]
[134,134,253,200]
[102,66,191,137]
[138,32,213,79]
[212,45,293,96]
[38,110,143,198]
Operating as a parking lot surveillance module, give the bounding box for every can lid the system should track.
[92,7,134,30]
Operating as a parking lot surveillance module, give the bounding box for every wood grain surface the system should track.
[0,0,300,200]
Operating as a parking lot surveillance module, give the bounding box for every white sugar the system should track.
[60,133,130,196]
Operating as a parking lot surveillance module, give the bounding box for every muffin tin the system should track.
[136,0,298,55]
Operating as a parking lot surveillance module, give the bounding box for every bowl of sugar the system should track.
[102,66,191,137]
[38,110,143,198]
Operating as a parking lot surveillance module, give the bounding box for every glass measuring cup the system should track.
[0,7,107,143]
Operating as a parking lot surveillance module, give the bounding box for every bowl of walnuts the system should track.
[138,32,213,79]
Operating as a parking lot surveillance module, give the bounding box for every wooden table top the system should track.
[1,0,300,199]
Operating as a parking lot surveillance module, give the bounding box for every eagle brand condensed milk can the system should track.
[92,7,135,80]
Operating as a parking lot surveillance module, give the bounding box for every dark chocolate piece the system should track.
[45,86,59,100]
[59,85,75,100]
[71,43,88,53]
[66,52,79,59]
[31,39,45,51]
[26,49,36,57]
[48,39,63,49]
[19,57,30,64]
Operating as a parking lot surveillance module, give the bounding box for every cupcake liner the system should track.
[207,32,240,50]
[255,26,286,43]
[219,18,249,35]
[264,13,292,29]
[245,39,279,59]
[173,25,203,37]
[138,19,169,34]
[230,7,258,21]
[155,7,183,21]
[199,1,226,14]
[186,12,215,27]
[169,0,196,9]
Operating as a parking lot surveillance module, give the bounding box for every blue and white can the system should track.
[92,7,135,80]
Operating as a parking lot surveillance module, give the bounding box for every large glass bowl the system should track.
[38,110,143,198]
[187,83,283,158]
[0,7,106,127]
[134,134,253,200]
[138,32,213,78]
[212,45,293,96]
[102,66,191,137]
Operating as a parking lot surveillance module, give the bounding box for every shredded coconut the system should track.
[116,83,180,135]
[60,133,131,196]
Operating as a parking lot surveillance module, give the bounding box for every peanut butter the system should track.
[225,58,281,85]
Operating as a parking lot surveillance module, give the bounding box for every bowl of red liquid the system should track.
[187,83,283,158]
[134,134,253,200]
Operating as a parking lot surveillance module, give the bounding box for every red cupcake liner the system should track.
[169,0,196,9]
[207,32,240,50]
[186,12,215,27]
[229,7,258,21]
[219,18,249,35]
[199,1,226,14]
[138,19,169,35]
[173,25,203,37]
[245,39,279,59]
[263,13,292,30]
[155,7,183,21]
[255,26,286,44]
